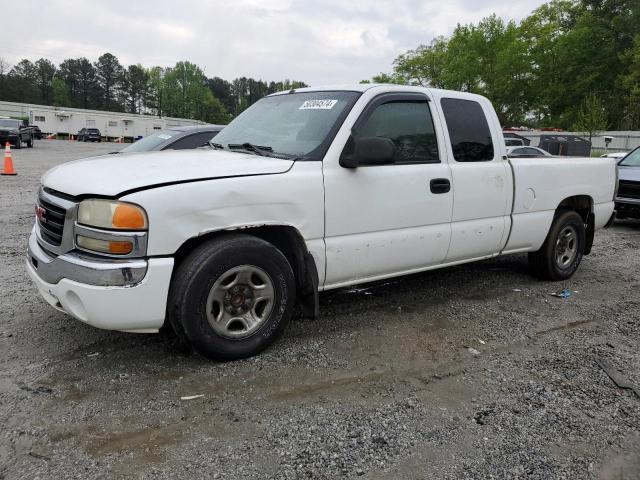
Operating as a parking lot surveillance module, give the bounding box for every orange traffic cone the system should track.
[2,142,17,176]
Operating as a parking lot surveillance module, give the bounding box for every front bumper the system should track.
[0,135,19,144]
[27,229,174,333]
[615,197,640,219]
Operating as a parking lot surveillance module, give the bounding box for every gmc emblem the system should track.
[35,205,46,223]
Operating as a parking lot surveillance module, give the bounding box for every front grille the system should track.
[37,195,67,246]
[618,180,640,200]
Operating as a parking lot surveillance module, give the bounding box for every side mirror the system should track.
[340,136,396,168]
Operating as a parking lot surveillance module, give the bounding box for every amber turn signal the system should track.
[113,204,147,229]
[108,240,134,254]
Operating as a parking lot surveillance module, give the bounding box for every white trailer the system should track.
[0,100,204,140]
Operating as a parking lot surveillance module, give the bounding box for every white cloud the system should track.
[1,0,547,84]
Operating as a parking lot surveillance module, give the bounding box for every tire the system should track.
[13,138,21,149]
[27,137,33,148]
[529,210,586,281]
[167,234,296,361]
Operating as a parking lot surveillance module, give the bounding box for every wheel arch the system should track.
[172,225,319,319]
[556,195,594,254]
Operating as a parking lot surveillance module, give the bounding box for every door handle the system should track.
[430,178,451,194]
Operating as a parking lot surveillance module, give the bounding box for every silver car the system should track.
[506,146,553,158]
[115,125,224,154]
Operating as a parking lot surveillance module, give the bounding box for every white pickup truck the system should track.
[27,85,616,360]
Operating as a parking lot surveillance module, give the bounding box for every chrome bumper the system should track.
[28,229,148,287]
[615,196,640,206]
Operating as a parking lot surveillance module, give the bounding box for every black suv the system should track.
[77,128,102,142]
[0,118,34,148]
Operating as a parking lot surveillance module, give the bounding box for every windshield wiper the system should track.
[228,143,273,156]
[209,142,225,150]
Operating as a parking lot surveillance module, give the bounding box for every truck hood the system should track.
[618,165,640,182]
[42,149,294,197]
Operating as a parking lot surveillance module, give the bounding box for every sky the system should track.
[2,0,547,85]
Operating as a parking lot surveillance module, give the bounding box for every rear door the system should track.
[323,91,453,288]
[436,95,512,262]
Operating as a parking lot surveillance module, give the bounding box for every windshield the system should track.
[0,119,21,129]
[120,130,177,152]
[213,91,360,158]
[619,148,640,167]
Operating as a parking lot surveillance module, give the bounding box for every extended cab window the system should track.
[356,101,439,164]
[441,98,494,162]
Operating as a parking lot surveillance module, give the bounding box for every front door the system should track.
[323,92,453,288]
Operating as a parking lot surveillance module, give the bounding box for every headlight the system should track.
[77,199,147,230]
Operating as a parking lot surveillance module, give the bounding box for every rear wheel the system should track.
[13,138,21,149]
[27,137,33,148]
[529,210,585,281]
[167,234,296,361]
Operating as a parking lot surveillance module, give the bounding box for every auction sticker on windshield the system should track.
[299,99,338,110]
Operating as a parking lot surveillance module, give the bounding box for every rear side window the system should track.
[441,98,494,162]
[356,101,439,163]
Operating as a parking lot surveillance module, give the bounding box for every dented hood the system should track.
[41,149,294,197]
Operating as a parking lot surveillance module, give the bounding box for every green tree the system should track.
[620,35,640,128]
[95,53,124,111]
[207,76,234,113]
[34,58,57,104]
[393,37,448,87]
[76,58,97,109]
[163,61,230,122]
[58,58,97,108]
[122,64,149,114]
[573,94,610,142]
[51,76,71,107]
[6,59,39,103]
[146,66,165,117]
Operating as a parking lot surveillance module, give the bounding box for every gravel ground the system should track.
[1,141,639,480]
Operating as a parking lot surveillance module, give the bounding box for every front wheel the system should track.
[167,234,296,361]
[13,138,21,149]
[529,210,586,281]
[27,137,33,148]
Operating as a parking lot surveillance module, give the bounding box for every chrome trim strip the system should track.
[615,196,640,205]
[28,230,147,286]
